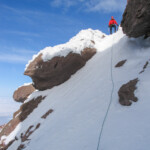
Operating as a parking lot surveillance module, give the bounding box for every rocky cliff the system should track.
[121,0,150,38]
[24,48,96,91]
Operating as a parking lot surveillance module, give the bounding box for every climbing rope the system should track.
[96,35,115,150]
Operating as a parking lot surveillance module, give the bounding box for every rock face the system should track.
[13,84,35,103]
[118,78,139,106]
[24,48,96,91]
[121,0,150,38]
[0,96,53,150]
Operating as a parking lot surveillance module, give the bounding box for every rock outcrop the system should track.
[115,60,127,68]
[24,48,96,91]
[121,0,150,38]
[13,84,35,103]
[0,96,46,141]
[118,78,139,106]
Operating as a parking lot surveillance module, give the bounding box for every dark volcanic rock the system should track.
[20,123,40,143]
[41,109,53,119]
[139,61,149,74]
[24,48,96,91]
[13,84,35,103]
[118,78,139,106]
[121,0,150,38]
[0,96,45,141]
[115,60,127,68]
[0,96,51,150]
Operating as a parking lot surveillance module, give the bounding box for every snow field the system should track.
[4,28,150,150]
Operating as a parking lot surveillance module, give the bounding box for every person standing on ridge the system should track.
[108,16,119,34]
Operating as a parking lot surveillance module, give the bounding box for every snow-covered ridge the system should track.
[25,29,106,69]
[2,28,150,150]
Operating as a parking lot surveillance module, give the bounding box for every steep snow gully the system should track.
[1,28,150,150]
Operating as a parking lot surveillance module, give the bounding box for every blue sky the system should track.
[0,0,126,124]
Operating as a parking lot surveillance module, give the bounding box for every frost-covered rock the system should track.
[24,29,106,90]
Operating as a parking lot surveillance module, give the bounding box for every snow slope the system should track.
[3,28,150,150]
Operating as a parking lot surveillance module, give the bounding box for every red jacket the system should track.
[109,19,118,26]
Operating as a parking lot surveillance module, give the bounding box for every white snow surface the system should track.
[3,28,150,150]
[25,29,106,69]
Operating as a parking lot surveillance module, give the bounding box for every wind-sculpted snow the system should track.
[1,29,150,150]
[26,29,106,68]
[24,29,106,90]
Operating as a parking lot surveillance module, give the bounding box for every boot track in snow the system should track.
[96,35,115,150]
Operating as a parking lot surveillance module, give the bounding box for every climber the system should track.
[108,16,119,34]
